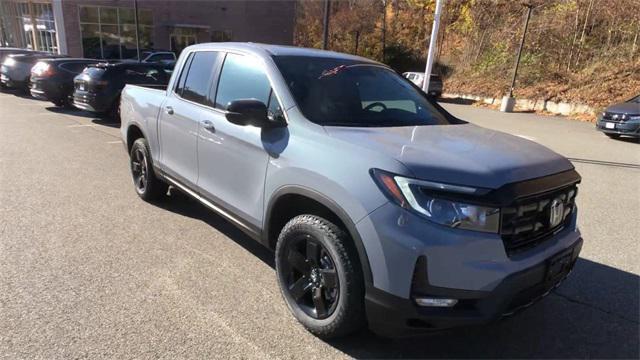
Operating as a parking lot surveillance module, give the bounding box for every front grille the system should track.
[602,112,626,122]
[500,185,577,256]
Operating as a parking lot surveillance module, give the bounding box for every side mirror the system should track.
[226,99,284,128]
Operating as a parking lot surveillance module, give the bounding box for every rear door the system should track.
[157,51,221,187]
[196,52,281,230]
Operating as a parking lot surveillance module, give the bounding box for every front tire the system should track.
[275,215,365,339]
[129,138,167,201]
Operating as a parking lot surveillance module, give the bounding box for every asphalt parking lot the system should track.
[1,91,638,359]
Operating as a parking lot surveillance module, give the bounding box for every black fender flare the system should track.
[264,185,374,287]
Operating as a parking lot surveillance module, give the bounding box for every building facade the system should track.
[0,0,295,58]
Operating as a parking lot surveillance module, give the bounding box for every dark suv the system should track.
[73,62,172,119]
[30,58,98,107]
[1,52,67,91]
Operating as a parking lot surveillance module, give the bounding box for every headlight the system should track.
[628,114,640,121]
[3,57,16,67]
[372,169,500,233]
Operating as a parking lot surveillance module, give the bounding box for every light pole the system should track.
[501,3,533,112]
[134,0,141,62]
[422,0,443,93]
[322,0,330,50]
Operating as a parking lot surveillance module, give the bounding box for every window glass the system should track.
[79,6,153,59]
[267,90,284,122]
[215,53,271,110]
[100,24,120,59]
[181,51,218,105]
[79,7,99,23]
[273,56,453,127]
[119,24,137,59]
[174,52,193,95]
[80,23,101,59]
[119,8,135,24]
[211,30,232,42]
[100,8,117,24]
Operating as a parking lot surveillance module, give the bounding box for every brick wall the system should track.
[60,0,295,58]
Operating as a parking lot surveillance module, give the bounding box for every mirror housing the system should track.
[225,99,284,128]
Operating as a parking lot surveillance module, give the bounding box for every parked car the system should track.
[595,94,640,139]
[120,43,582,338]
[402,71,443,97]
[0,47,34,67]
[141,51,176,63]
[72,62,173,119]
[29,58,98,107]
[0,52,67,91]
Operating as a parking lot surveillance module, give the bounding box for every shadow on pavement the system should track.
[155,189,275,268]
[328,258,639,359]
[91,118,120,128]
[44,106,121,127]
[612,136,640,144]
[155,191,639,359]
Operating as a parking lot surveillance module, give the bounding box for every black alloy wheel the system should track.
[131,146,149,195]
[282,233,340,319]
[129,138,168,201]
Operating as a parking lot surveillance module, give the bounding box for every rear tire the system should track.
[129,138,168,201]
[275,215,365,339]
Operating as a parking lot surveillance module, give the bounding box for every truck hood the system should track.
[605,102,640,115]
[325,124,573,189]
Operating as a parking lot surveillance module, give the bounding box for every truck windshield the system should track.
[273,56,452,127]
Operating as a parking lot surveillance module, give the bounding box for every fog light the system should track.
[414,297,458,307]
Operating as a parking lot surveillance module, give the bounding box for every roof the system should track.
[187,42,382,65]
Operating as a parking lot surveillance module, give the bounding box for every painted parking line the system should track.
[107,140,122,144]
[67,124,98,128]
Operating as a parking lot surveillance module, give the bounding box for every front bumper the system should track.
[365,238,581,336]
[596,118,640,137]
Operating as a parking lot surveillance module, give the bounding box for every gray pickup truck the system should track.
[120,43,583,338]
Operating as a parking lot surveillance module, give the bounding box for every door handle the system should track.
[165,106,174,115]
[201,120,215,132]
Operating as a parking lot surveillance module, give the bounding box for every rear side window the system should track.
[61,62,92,73]
[181,51,219,106]
[214,53,271,110]
[174,53,193,95]
[85,67,106,78]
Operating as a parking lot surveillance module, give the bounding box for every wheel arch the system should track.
[264,185,373,287]
[126,123,146,153]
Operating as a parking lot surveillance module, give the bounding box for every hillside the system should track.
[294,0,640,114]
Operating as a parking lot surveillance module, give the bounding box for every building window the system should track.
[0,1,58,52]
[169,27,197,56]
[79,5,153,59]
[211,30,232,43]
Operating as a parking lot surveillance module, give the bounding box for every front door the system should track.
[196,52,281,230]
